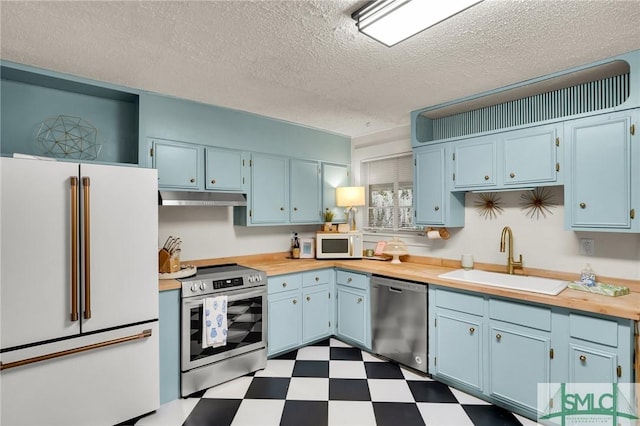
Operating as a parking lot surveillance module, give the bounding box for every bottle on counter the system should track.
[292,232,300,259]
[580,263,597,287]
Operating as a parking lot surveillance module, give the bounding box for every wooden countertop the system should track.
[159,253,640,321]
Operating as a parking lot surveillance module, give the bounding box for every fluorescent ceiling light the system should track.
[352,0,482,47]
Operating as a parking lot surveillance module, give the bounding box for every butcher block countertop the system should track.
[160,252,640,321]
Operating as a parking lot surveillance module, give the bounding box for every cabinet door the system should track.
[205,147,244,191]
[566,113,632,229]
[153,139,201,189]
[251,153,288,224]
[434,312,483,391]
[569,344,617,383]
[414,145,445,225]
[503,125,559,186]
[268,292,301,355]
[290,159,321,223]
[453,137,497,189]
[302,286,331,343]
[336,286,367,347]
[489,326,551,413]
[322,163,350,223]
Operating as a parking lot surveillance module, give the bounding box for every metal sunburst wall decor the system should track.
[474,192,504,220]
[36,115,102,160]
[521,187,556,219]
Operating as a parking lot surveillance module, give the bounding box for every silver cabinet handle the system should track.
[347,277,352,283]
[190,178,196,183]
[282,282,287,288]
[469,327,475,334]
[306,296,311,301]
[292,299,297,305]
[357,297,363,303]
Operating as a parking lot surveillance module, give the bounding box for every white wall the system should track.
[159,206,319,261]
[352,125,640,281]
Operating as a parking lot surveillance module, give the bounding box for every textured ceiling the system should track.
[2,0,640,138]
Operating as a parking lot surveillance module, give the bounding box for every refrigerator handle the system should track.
[0,329,152,371]
[82,177,92,320]
[70,177,79,322]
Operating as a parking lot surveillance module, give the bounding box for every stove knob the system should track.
[200,282,207,290]
[256,274,263,282]
[190,283,198,292]
[248,276,254,283]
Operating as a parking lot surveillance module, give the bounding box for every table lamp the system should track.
[336,186,365,231]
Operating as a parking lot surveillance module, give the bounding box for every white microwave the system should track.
[315,232,363,259]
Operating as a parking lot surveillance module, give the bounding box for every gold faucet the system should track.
[500,226,523,274]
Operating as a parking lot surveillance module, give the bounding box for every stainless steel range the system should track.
[180,264,267,396]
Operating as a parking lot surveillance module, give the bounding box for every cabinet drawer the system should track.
[489,299,551,331]
[302,269,331,287]
[569,313,618,347]
[336,270,368,290]
[268,273,302,294]
[435,288,484,316]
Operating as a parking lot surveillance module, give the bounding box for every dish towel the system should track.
[202,295,228,348]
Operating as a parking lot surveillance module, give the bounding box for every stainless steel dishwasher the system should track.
[371,275,428,373]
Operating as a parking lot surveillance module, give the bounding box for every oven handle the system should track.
[183,287,266,308]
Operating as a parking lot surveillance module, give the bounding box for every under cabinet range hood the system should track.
[158,190,247,207]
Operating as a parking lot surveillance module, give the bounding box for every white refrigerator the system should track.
[0,157,159,426]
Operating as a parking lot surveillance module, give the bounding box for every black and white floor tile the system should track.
[135,338,540,426]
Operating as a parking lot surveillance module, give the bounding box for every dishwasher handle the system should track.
[371,276,427,294]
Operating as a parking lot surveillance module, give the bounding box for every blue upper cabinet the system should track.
[240,155,325,226]
[152,139,202,190]
[503,124,560,186]
[453,136,498,190]
[452,124,561,192]
[564,111,638,232]
[414,143,464,227]
[290,159,321,223]
[205,147,246,192]
[250,153,289,224]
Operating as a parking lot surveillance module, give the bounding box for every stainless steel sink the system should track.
[438,269,568,295]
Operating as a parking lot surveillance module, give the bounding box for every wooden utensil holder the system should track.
[159,249,180,273]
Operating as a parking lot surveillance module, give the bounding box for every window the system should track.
[360,154,414,230]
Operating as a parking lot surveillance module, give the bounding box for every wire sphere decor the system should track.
[36,115,102,160]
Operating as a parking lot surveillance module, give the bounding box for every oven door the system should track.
[181,286,267,371]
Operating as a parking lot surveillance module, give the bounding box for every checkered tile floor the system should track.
[135,338,539,426]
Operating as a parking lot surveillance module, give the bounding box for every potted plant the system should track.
[323,209,335,232]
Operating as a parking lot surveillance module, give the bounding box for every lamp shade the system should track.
[336,186,365,207]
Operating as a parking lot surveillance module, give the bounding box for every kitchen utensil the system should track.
[162,235,174,250]
[167,237,181,254]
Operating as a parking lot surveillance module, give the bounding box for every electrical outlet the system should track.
[580,238,595,256]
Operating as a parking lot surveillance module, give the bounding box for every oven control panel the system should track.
[184,273,265,295]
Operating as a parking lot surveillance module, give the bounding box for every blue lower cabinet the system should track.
[302,286,331,343]
[336,286,369,349]
[159,290,180,404]
[429,285,634,420]
[488,325,551,414]
[267,291,302,356]
[434,312,483,392]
